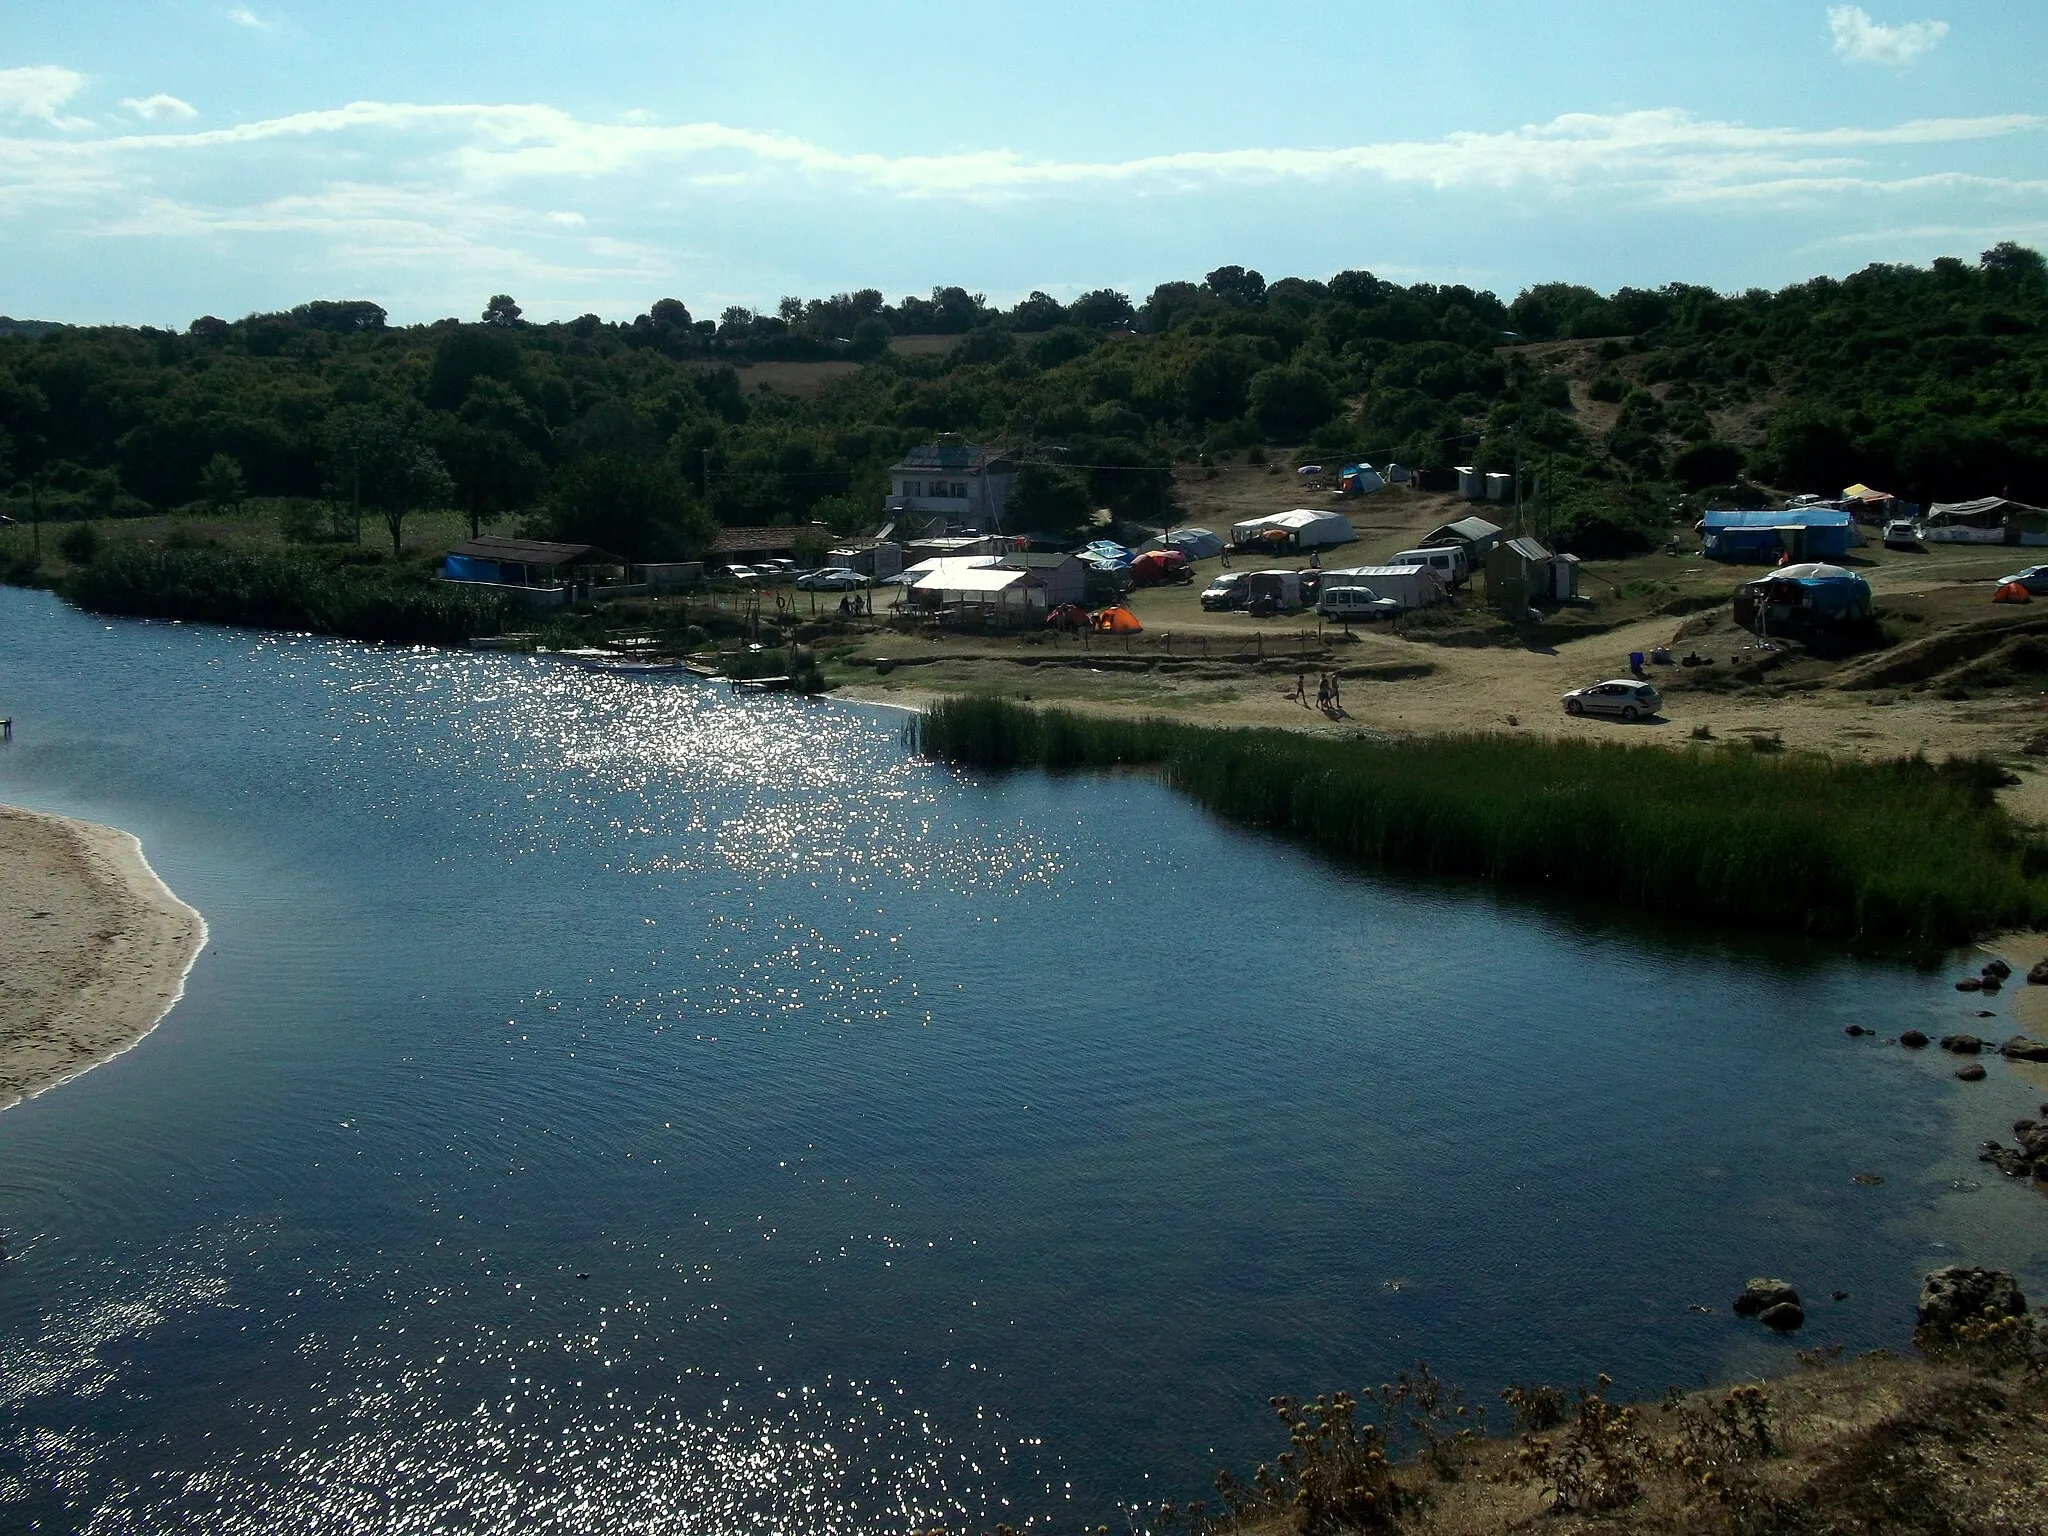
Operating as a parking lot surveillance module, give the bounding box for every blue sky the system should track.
[3,0,2044,324]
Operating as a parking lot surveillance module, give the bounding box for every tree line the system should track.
[2,244,2042,563]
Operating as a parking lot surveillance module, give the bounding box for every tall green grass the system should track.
[65,548,508,646]
[912,696,2048,947]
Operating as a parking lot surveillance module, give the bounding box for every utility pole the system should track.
[1512,429,1523,537]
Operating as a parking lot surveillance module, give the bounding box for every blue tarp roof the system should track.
[1703,509,1854,529]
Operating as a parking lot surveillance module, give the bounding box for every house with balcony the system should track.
[886,440,1017,534]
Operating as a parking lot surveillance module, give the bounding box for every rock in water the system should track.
[1844,1024,1868,1037]
[1900,1030,1930,1048]
[1758,1301,1805,1331]
[1942,1034,1984,1054]
[1918,1267,2028,1333]
[1983,957,2013,981]
[2002,1036,2048,1062]
[1733,1278,1801,1316]
[1957,977,1984,992]
[2028,959,2048,985]
[1957,1064,1989,1081]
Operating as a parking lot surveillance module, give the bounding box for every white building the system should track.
[886,440,1018,534]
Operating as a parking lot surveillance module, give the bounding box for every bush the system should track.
[65,547,508,644]
[57,523,100,564]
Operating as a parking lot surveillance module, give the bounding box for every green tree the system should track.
[1249,365,1340,440]
[481,294,524,326]
[198,453,246,512]
[547,455,716,561]
[1005,463,1093,543]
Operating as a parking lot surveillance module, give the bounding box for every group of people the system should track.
[836,593,871,616]
[1289,669,1345,715]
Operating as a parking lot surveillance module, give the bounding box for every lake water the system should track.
[2,585,2046,1533]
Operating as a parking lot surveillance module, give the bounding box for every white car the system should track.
[1883,519,1921,549]
[720,564,760,583]
[1562,679,1662,721]
[796,567,866,591]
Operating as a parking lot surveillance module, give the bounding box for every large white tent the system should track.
[1228,509,1357,549]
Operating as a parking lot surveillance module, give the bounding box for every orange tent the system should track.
[1994,582,2033,604]
[1092,605,1143,633]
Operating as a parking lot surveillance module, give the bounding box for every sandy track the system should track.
[0,805,206,1111]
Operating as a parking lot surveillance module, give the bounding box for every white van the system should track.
[1389,545,1467,587]
[1318,584,1400,621]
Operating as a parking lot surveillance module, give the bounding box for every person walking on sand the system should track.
[1316,674,1331,711]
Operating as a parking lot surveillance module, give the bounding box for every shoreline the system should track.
[0,803,207,1111]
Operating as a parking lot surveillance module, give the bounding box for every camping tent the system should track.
[1924,497,2048,545]
[1128,549,1189,584]
[1700,509,1859,563]
[1733,563,1872,627]
[1092,605,1142,633]
[1136,527,1225,560]
[1338,463,1385,495]
[1227,509,1357,549]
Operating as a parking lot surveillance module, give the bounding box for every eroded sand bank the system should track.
[1,804,205,1110]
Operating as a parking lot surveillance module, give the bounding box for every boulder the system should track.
[1900,1030,1930,1048]
[1844,1024,1868,1037]
[1983,978,2005,994]
[1983,957,2013,981]
[1941,1034,1984,1054]
[2029,959,2048,985]
[1958,1064,1989,1081]
[1758,1301,1805,1332]
[1732,1278,1801,1316]
[1918,1266,2028,1332]
[1957,977,1984,992]
[2002,1036,2048,1062]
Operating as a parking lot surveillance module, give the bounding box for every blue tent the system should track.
[1736,562,1872,625]
[1701,509,1857,563]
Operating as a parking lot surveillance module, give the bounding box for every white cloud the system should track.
[0,65,92,129]
[122,93,198,123]
[0,93,2039,314]
[227,7,271,29]
[1829,6,1950,65]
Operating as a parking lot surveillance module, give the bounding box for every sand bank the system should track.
[0,804,206,1111]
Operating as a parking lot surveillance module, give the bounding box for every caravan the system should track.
[1389,545,1468,588]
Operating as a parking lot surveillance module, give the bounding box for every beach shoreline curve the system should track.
[1,803,206,1111]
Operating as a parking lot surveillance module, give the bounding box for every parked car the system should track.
[1883,519,1922,550]
[720,564,760,583]
[755,559,797,583]
[1317,584,1400,621]
[1998,564,2048,595]
[796,567,865,591]
[1562,679,1662,721]
[1200,572,1249,611]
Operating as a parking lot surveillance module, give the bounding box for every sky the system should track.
[2,0,2045,326]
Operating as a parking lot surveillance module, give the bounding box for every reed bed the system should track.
[911,696,2048,946]
[66,548,508,646]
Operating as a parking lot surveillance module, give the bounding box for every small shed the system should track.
[1485,536,1556,606]
[1421,515,1505,560]
[1455,466,1483,500]
[1700,509,1859,563]
[999,551,1088,606]
[1484,472,1513,503]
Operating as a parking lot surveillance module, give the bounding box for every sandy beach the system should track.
[0,804,206,1111]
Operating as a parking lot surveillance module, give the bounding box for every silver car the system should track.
[795,567,865,591]
[1562,679,1662,721]
[1998,564,2048,595]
